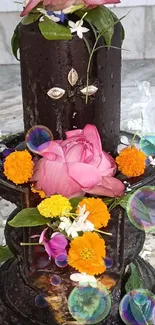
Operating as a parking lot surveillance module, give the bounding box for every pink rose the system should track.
[31,124,125,198]
[21,0,82,16]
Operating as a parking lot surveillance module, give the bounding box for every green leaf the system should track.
[11,24,20,61]
[125,263,144,293]
[21,13,41,25]
[0,246,14,263]
[8,208,51,227]
[69,197,85,212]
[134,257,155,291]
[39,17,72,40]
[77,6,115,46]
[119,193,132,209]
[111,11,125,41]
[102,198,114,206]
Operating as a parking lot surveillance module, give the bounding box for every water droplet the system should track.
[26,125,53,154]
[35,294,48,308]
[50,275,61,286]
[126,186,155,231]
[68,283,111,324]
[105,257,113,269]
[55,253,68,268]
[119,289,155,325]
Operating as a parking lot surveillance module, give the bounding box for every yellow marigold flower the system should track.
[31,186,46,199]
[4,150,33,185]
[116,146,147,177]
[37,194,72,218]
[77,197,110,229]
[68,232,106,276]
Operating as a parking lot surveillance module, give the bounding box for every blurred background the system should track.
[0,0,155,264]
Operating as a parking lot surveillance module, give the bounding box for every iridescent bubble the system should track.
[25,125,53,154]
[35,294,48,308]
[119,289,155,325]
[55,253,68,268]
[68,283,111,324]
[126,186,155,232]
[50,275,61,286]
[140,135,155,156]
[105,257,113,269]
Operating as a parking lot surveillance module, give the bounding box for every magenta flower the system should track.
[31,124,125,198]
[39,228,68,258]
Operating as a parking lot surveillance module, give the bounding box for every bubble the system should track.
[68,283,111,324]
[25,125,53,154]
[35,294,48,308]
[105,257,113,269]
[140,135,155,156]
[50,275,61,286]
[55,253,68,268]
[119,289,155,325]
[133,292,148,306]
[126,186,155,232]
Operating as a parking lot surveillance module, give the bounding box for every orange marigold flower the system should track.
[4,150,34,185]
[116,146,147,178]
[68,232,106,276]
[77,197,110,229]
[31,186,46,199]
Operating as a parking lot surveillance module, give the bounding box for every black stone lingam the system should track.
[0,20,155,325]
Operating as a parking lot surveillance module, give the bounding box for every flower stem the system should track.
[20,242,43,246]
[130,132,137,147]
[94,229,112,236]
[86,32,102,104]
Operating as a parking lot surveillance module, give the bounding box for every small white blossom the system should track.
[148,156,155,166]
[68,19,89,39]
[37,8,60,23]
[70,272,97,287]
[59,204,94,238]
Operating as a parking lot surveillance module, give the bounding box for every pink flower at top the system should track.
[31,124,125,198]
[21,0,82,16]
[21,0,120,17]
[84,0,120,4]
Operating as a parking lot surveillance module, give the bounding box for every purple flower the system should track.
[39,228,68,259]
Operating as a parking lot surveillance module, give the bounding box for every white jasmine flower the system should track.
[68,19,89,39]
[148,156,155,166]
[37,8,60,23]
[70,272,97,287]
[59,216,72,232]
[59,204,94,239]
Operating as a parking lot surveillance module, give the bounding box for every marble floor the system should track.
[0,60,155,267]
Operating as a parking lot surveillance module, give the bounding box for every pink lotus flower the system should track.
[21,0,120,17]
[21,0,82,17]
[31,124,125,198]
[39,228,68,258]
[84,0,120,4]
